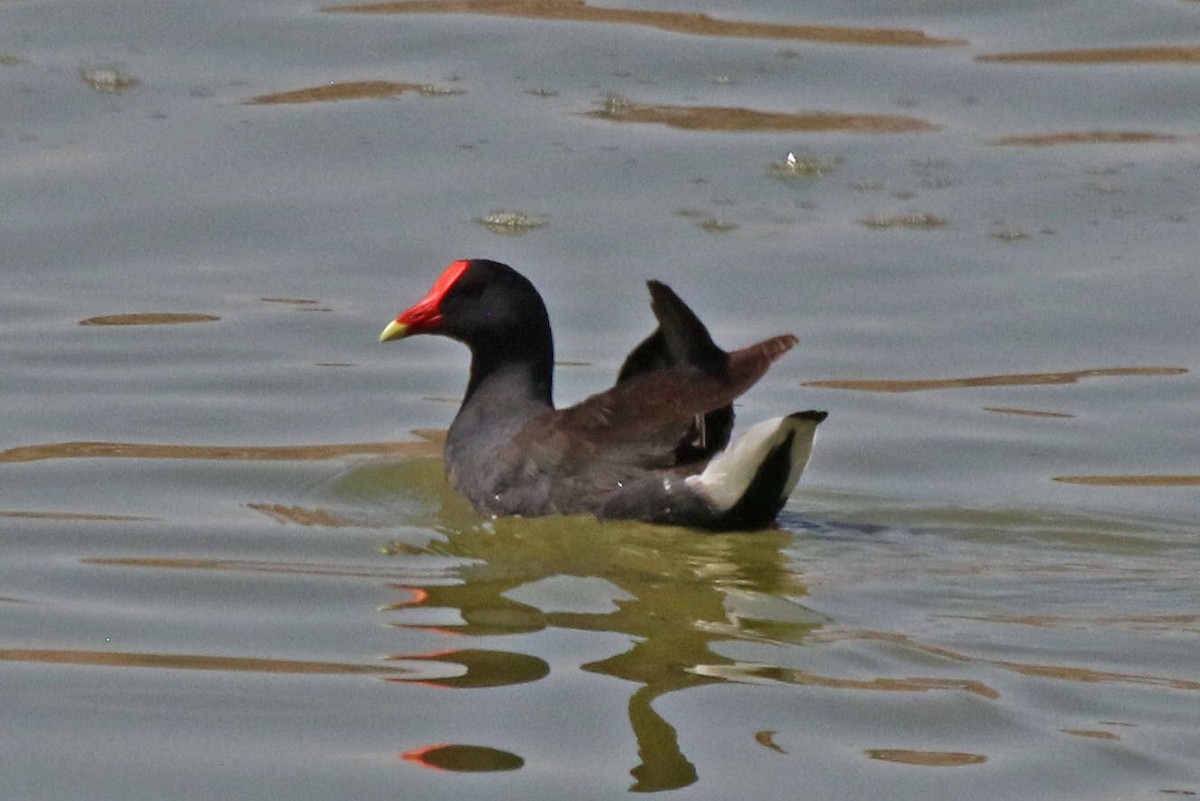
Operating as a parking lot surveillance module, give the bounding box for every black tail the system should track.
[616,281,734,461]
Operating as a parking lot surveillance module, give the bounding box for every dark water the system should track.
[3,0,1199,797]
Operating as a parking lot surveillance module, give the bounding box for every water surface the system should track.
[2,0,1199,797]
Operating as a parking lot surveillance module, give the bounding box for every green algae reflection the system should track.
[345,456,821,792]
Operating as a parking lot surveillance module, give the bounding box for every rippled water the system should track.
[3,0,1199,797]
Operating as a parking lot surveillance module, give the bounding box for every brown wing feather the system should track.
[514,333,798,472]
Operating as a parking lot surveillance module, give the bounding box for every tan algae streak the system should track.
[248,503,367,527]
[322,0,965,47]
[0,509,153,521]
[805,366,1187,393]
[80,313,220,326]
[978,45,1200,64]
[586,100,937,134]
[993,131,1185,146]
[866,749,987,767]
[245,81,422,105]
[1060,728,1120,740]
[0,437,443,464]
[1054,475,1200,487]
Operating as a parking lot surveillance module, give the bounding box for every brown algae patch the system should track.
[993,130,1186,147]
[1053,475,1200,487]
[248,504,367,527]
[0,510,154,522]
[805,366,1188,393]
[754,731,787,754]
[997,662,1200,690]
[322,0,966,47]
[866,749,987,767]
[0,437,443,464]
[858,213,946,230]
[1060,728,1120,740]
[978,45,1200,64]
[79,313,220,326]
[244,81,425,104]
[587,97,937,133]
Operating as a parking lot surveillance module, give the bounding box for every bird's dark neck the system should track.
[463,332,554,408]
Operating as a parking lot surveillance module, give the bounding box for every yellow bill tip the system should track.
[379,319,409,343]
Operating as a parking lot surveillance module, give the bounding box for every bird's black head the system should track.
[381,260,547,345]
[380,259,555,401]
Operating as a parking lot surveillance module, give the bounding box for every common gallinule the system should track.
[380,259,825,530]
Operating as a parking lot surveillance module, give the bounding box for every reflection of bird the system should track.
[380,259,825,530]
[373,513,818,792]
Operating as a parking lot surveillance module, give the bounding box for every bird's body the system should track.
[381,259,825,530]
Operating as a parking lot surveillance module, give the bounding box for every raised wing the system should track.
[512,333,798,476]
